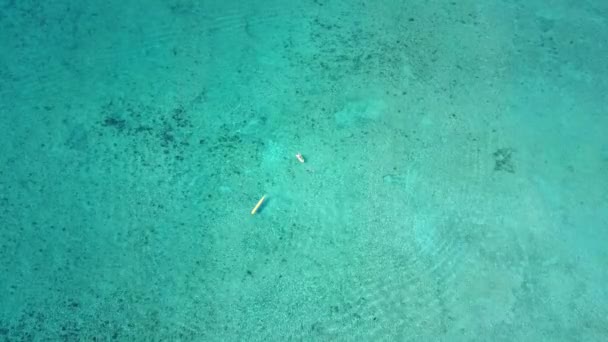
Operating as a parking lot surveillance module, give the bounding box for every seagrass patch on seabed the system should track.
[492,148,515,173]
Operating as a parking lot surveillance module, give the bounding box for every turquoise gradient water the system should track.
[1,1,607,340]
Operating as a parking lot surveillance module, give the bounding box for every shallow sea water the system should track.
[0,0,607,340]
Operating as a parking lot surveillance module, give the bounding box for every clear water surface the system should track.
[0,0,607,340]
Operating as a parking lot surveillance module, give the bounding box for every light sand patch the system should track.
[334,98,386,128]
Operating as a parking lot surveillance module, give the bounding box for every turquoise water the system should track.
[1,0,607,340]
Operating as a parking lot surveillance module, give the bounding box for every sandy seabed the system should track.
[0,1,607,340]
